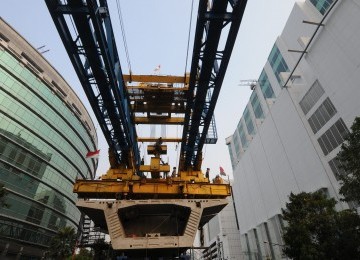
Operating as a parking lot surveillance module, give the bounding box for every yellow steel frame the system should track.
[123,74,189,84]
[134,117,184,125]
[127,86,188,92]
[131,104,186,114]
[73,177,230,199]
[138,137,182,143]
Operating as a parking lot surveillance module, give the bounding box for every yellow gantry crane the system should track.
[74,75,228,200]
[46,0,248,257]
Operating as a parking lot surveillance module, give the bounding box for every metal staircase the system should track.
[79,215,107,247]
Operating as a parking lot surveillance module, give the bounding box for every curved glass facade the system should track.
[0,18,97,257]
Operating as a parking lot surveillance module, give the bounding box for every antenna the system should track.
[238,79,258,90]
[40,49,50,54]
[37,45,50,54]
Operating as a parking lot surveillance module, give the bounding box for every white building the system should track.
[227,0,360,259]
[199,183,243,260]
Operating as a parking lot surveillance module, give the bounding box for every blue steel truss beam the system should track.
[45,0,140,168]
[180,0,248,170]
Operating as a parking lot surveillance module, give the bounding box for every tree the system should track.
[74,248,94,260]
[337,116,360,203]
[282,191,360,260]
[335,209,360,258]
[92,238,111,259]
[48,226,77,259]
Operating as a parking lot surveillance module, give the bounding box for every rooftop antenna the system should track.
[238,79,258,90]
[37,45,50,54]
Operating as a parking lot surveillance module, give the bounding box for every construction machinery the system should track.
[45,0,248,258]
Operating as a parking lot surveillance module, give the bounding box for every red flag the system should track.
[86,150,100,158]
[219,166,226,176]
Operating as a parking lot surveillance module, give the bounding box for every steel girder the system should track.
[45,0,140,168]
[180,0,248,170]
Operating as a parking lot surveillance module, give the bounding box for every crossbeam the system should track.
[134,117,185,125]
[123,74,189,84]
[73,179,230,199]
[138,137,182,143]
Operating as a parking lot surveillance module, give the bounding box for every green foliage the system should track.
[48,226,77,259]
[282,191,360,260]
[338,117,360,203]
[73,248,93,260]
[92,239,111,259]
[335,209,360,258]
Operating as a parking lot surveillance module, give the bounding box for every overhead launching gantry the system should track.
[46,0,248,257]
[73,74,229,199]
[72,75,230,253]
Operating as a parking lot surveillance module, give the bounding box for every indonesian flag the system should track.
[86,150,100,159]
[219,166,226,176]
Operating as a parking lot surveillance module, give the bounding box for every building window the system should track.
[299,80,325,115]
[268,44,290,87]
[328,157,345,181]
[259,70,275,99]
[227,143,236,169]
[15,151,26,166]
[8,148,17,160]
[0,138,6,154]
[244,106,256,135]
[238,122,249,149]
[317,118,349,155]
[233,132,241,157]
[250,92,264,119]
[308,97,337,133]
[310,0,334,15]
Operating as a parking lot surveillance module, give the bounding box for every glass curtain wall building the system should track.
[0,18,98,258]
[227,0,360,259]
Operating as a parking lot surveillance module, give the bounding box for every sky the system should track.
[1,0,298,180]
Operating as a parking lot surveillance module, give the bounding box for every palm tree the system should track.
[49,226,77,259]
